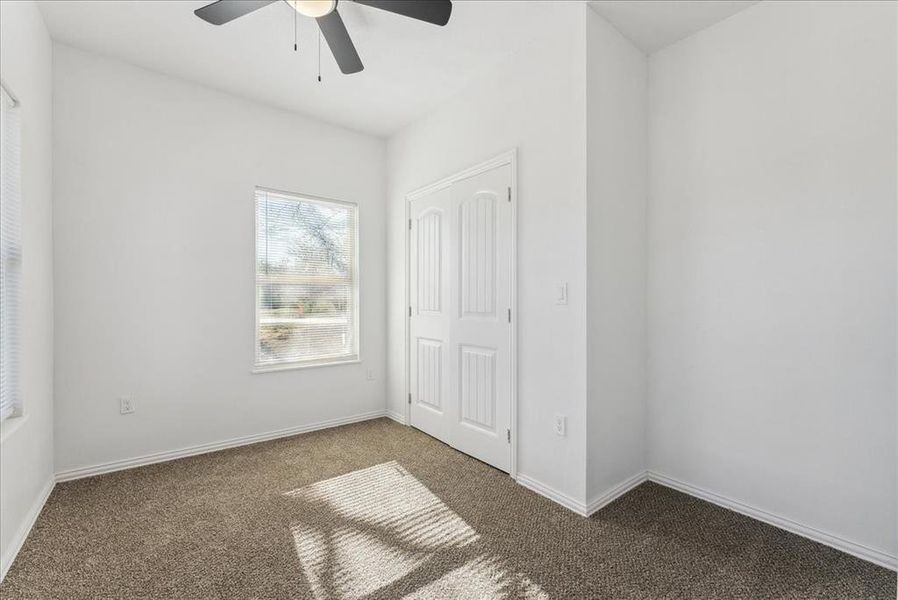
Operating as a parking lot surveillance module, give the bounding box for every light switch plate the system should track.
[555,283,568,305]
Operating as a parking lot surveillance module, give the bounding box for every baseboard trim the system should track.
[44,419,897,573]
[516,469,895,571]
[517,471,649,518]
[586,471,649,516]
[54,410,388,483]
[0,477,55,583]
[385,410,406,425]
[516,473,588,516]
[647,471,898,572]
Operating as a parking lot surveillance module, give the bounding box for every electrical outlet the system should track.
[366,369,375,381]
[553,414,566,436]
[119,397,135,415]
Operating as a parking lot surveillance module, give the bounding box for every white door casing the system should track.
[407,153,516,473]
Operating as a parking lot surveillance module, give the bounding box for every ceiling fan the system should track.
[194,0,453,75]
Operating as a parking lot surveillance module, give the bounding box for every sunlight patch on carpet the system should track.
[402,554,549,600]
[285,461,548,599]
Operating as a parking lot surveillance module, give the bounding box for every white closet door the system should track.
[409,163,512,472]
[409,186,452,444]
[448,164,512,471]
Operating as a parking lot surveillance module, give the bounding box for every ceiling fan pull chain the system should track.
[195,0,453,76]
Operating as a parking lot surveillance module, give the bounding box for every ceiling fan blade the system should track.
[194,0,278,25]
[317,10,364,74]
[351,0,451,26]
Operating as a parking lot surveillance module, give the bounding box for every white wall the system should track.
[0,0,55,579]
[648,0,897,560]
[8,0,894,577]
[52,45,387,473]
[585,8,647,503]
[387,3,590,502]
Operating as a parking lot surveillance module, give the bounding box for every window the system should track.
[254,188,358,370]
[0,84,21,421]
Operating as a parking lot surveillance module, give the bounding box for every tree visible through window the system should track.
[255,189,358,369]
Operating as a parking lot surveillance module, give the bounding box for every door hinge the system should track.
[409,218,412,230]
[507,308,511,323]
[507,186,511,202]
[409,306,412,317]
[408,393,412,405]
[506,429,511,443]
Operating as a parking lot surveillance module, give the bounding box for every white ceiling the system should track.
[589,1,759,54]
[38,0,560,138]
[38,1,761,138]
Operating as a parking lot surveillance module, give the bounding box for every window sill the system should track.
[252,357,360,374]
[1,414,29,444]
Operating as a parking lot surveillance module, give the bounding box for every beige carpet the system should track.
[1,418,894,599]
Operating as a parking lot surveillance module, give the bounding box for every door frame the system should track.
[403,149,518,479]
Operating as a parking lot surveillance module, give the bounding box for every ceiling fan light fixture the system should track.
[288,0,337,18]
[195,0,452,75]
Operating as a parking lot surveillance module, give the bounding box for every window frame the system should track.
[252,187,360,373]
[0,81,22,424]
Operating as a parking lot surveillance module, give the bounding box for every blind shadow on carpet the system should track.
[284,461,548,600]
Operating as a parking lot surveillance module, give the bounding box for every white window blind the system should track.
[1,84,22,421]
[255,189,358,369]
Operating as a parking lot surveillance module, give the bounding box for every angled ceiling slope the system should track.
[37,0,560,137]
[589,1,760,54]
